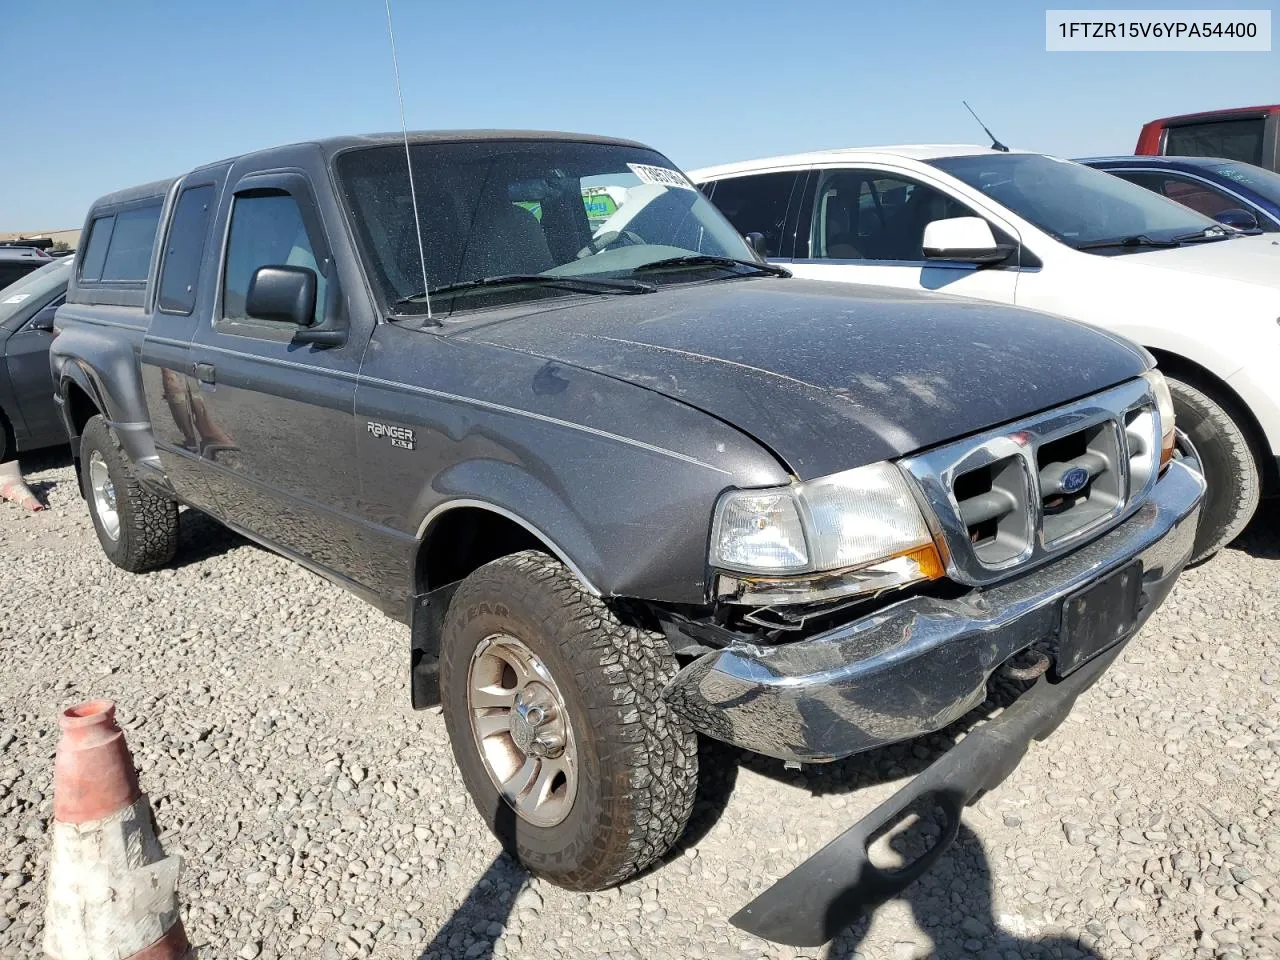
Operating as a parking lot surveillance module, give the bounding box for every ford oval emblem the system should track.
[1060,467,1090,495]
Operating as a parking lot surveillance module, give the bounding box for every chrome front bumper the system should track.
[663,459,1205,763]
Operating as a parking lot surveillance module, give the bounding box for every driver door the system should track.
[188,168,363,564]
[787,167,1020,304]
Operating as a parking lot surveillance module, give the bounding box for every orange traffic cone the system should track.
[43,700,189,960]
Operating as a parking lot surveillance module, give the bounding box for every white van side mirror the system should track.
[922,217,1014,264]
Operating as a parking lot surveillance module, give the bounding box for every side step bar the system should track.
[730,638,1128,947]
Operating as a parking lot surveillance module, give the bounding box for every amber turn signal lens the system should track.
[896,541,946,581]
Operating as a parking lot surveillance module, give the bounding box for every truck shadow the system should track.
[17,446,74,505]
[170,508,251,568]
[415,853,525,960]
[415,825,1104,959]
[417,805,525,960]
[822,822,1104,959]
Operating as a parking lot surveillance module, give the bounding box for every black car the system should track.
[0,246,56,290]
[0,256,70,462]
[50,131,1203,946]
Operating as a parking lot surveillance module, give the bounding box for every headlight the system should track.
[710,461,945,605]
[1142,369,1176,471]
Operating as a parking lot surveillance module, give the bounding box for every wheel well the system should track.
[416,507,547,593]
[64,381,100,441]
[1148,348,1277,492]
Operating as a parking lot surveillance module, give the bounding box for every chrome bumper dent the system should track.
[664,460,1204,762]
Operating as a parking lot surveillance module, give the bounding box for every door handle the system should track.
[194,362,216,384]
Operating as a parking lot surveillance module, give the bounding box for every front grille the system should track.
[901,379,1160,587]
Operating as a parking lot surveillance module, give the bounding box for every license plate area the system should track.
[1055,560,1142,677]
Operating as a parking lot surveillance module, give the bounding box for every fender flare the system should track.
[414,457,608,595]
[416,498,603,597]
[58,360,110,426]
[407,464,612,710]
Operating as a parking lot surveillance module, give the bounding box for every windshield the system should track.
[1203,160,1280,205]
[0,256,71,325]
[929,153,1221,250]
[335,139,755,313]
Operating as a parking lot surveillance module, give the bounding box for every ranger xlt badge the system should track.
[367,421,416,450]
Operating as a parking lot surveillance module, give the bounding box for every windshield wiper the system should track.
[394,274,655,308]
[631,255,791,278]
[1075,234,1180,251]
[1169,226,1232,243]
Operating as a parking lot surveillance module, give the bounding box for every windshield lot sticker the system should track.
[627,163,695,191]
[367,421,416,450]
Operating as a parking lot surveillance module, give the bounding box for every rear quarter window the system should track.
[1164,118,1266,166]
[79,203,163,285]
[78,215,115,282]
[101,205,162,281]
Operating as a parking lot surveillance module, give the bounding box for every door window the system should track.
[703,172,801,257]
[222,190,325,324]
[810,170,972,261]
[158,184,217,314]
[1164,118,1265,166]
[1112,171,1240,219]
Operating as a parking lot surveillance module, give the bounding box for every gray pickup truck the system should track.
[50,130,1204,946]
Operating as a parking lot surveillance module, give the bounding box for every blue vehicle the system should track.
[1079,155,1280,232]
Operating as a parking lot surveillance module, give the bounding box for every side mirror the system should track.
[247,265,316,326]
[246,265,346,347]
[1214,208,1259,231]
[922,216,1015,265]
[27,305,57,332]
[744,232,769,259]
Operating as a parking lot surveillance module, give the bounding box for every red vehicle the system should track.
[1136,105,1280,172]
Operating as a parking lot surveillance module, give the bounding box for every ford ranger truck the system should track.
[49,131,1204,947]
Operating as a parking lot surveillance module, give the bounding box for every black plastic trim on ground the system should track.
[729,637,1129,947]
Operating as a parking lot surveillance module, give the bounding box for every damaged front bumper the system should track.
[663,459,1204,763]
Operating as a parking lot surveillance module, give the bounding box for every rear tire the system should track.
[80,415,178,572]
[1166,376,1259,563]
[440,550,697,890]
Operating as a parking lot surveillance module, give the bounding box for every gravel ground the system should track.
[2,450,1278,960]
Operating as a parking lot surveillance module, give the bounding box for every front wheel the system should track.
[439,550,698,890]
[80,415,179,572]
[1166,376,1259,563]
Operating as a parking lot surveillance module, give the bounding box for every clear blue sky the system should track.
[3,0,1276,228]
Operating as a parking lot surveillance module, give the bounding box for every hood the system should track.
[451,279,1149,479]
[1120,232,1280,288]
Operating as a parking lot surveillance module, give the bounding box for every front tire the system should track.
[1166,376,1259,563]
[440,550,697,890]
[80,415,179,572]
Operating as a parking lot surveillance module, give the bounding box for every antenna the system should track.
[962,101,1009,153]
[384,0,432,319]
